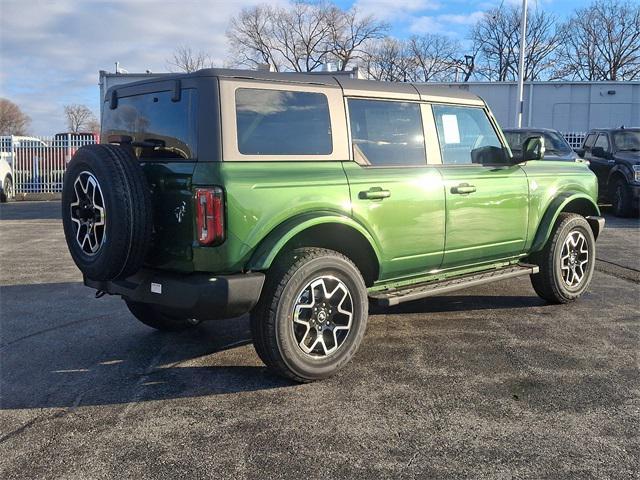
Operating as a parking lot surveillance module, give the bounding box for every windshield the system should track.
[613,131,640,152]
[542,131,572,154]
[505,130,572,155]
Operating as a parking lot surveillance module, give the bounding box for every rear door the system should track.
[343,98,445,281]
[431,104,529,268]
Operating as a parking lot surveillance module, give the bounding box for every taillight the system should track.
[195,187,225,246]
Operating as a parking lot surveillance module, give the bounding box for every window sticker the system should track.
[442,114,461,144]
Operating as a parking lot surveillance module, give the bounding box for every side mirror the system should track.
[522,136,545,161]
[574,148,585,158]
[591,146,609,159]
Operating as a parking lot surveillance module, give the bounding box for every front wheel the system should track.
[611,178,634,217]
[529,213,596,304]
[251,248,368,382]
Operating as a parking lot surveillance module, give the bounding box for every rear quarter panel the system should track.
[191,161,351,273]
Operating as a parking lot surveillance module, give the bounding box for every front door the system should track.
[586,133,614,194]
[431,104,529,268]
[343,98,445,281]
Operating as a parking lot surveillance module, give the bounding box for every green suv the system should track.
[62,69,604,382]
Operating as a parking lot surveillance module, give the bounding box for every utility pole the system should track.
[515,0,528,127]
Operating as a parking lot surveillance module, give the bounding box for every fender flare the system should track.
[530,192,600,253]
[246,212,382,271]
[607,164,632,189]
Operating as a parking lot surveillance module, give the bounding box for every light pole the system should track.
[515,0,528,127]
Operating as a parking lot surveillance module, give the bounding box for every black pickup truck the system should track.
[576,128,640,217]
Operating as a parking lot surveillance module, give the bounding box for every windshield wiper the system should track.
[618,148,640,152]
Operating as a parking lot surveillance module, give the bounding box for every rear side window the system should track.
[347,99,426,166]
[235,88,332,155]
[102,89,198,159]
[432,105,504,165]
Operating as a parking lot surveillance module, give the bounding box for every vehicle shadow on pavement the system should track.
[0,282,293,410]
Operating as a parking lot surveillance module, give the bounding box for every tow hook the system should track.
[95,290,107,299]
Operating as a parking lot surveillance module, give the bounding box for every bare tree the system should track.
[0,98,30,135]
[227,5,283,71]
[471,7,519,81]
[227,2,387,72]
[64,104,96,133]
[558,0,640,80]
[167,45,214,73]
[327,6,388,71]
[408,34,461,81]
[228,3,332,72]
[471,5,563,81]
[361,37,414,82]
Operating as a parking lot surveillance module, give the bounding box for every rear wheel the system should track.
[251,248,368,382]
[611,178,633,217]
[530,213,595,304]
[125,301,200,332]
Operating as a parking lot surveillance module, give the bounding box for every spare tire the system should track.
[62,144,153,281]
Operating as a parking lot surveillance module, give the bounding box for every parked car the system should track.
[576,127,640,217]
[53,132,99,161]
[0,154,13,202]
[61,69,604,382]
[503,128,586,163]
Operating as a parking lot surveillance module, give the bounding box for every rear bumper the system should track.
[85,269,265,321]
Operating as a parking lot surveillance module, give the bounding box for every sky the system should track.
[0,0,587,135]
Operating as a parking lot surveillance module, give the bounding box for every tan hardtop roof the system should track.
[107,68,485,106]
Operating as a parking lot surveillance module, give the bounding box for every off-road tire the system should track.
[62,144,153,281]
[529,213,595,304]
[1,176,12,202]
[611,178,634,218]
[250,247,368,383]
[126,301,201,332]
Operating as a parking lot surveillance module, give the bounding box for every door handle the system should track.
[451,183,476,195]
[359,187,391,200]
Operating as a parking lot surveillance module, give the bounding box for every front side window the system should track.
[583,133,596,149]
[433,105,504,165]
[594,134,610,152]
[347,99,425,166]
[235,88,332,156]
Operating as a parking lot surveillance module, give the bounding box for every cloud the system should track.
[354,0,440,21]
[0,0,284,134]
[410,11,485,34]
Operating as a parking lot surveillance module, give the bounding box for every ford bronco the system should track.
[62,69,604,382]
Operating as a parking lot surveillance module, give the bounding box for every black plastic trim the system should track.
[85,269,265,321]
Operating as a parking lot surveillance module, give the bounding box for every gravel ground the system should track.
[0,201,638,479]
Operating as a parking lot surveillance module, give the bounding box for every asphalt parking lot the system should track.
[1,201,638,479]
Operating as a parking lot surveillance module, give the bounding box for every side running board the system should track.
[369,264,539,307]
